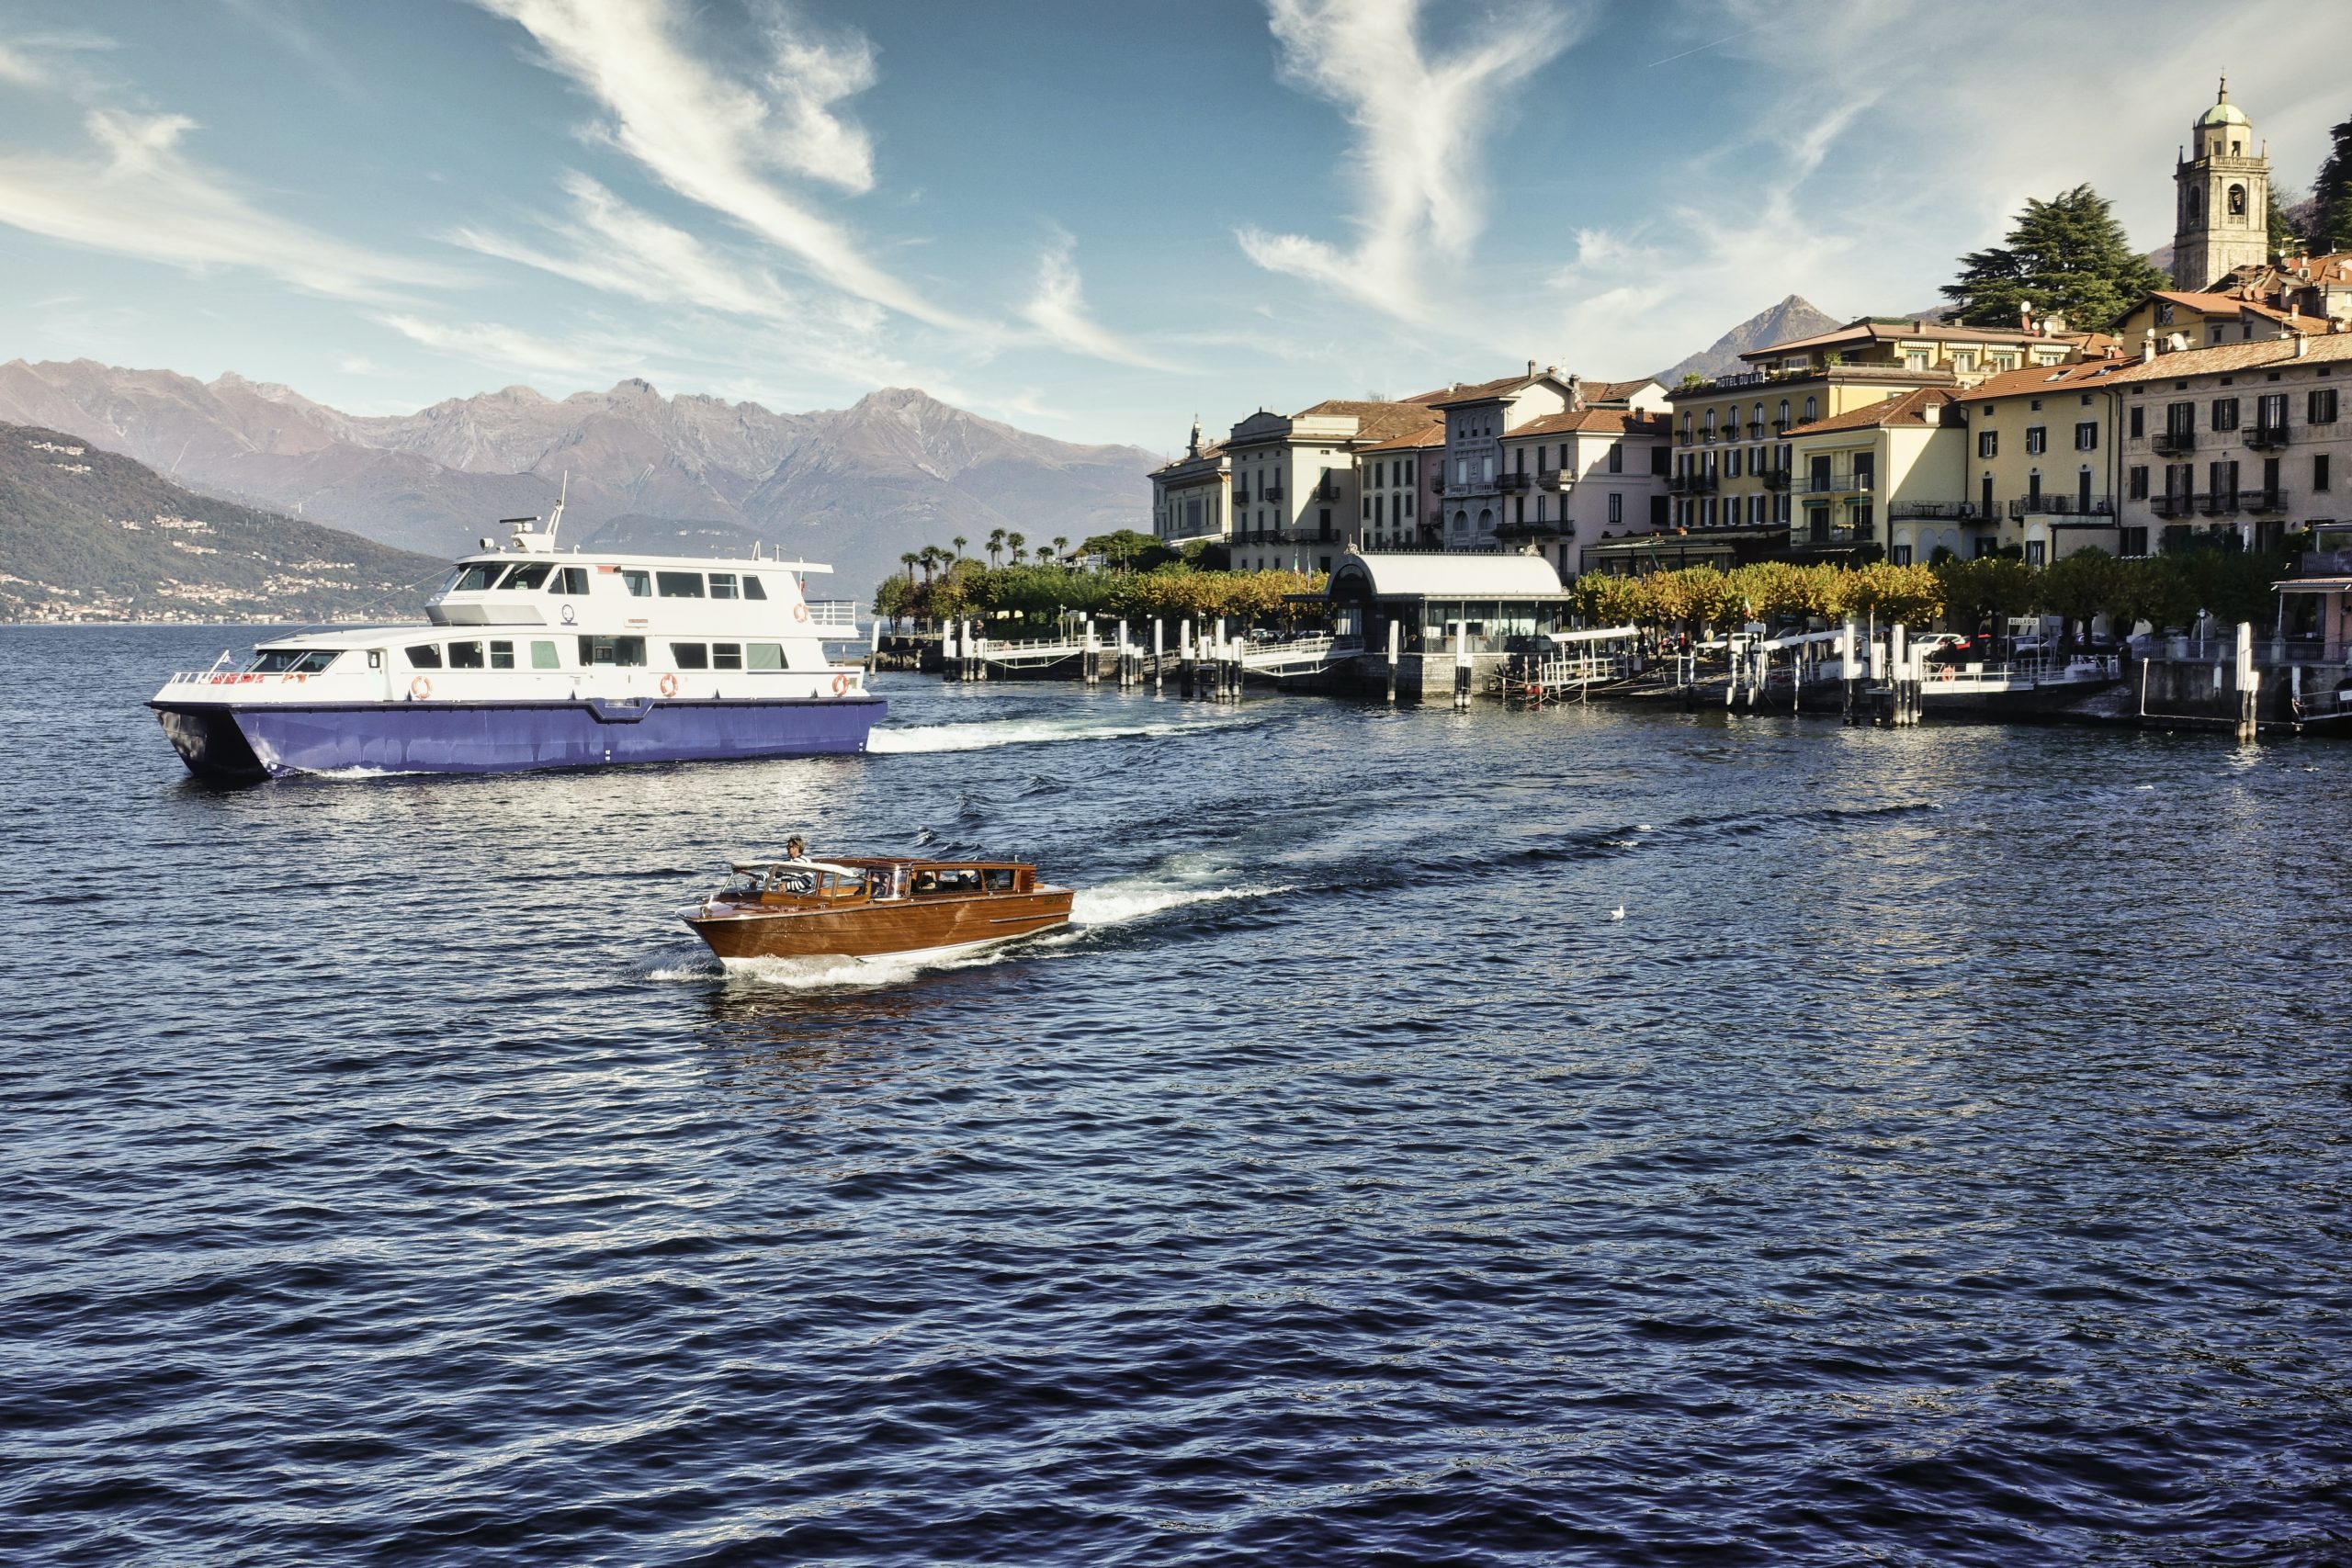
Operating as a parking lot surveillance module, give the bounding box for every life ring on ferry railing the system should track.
[660,671,680,697]
[792,603,810,623]
[410,675,432,700]
[831,672,854,696]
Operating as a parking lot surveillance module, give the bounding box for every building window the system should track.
[2130,404,2144,438]
[2211,397,2240,432]
[1607,492,1623,525]
[2258,392,2288,433]
[2120,526,2149,557]
[2025,425,2047,455]
[1607,442,1623,474]
[2318,454,2334,492]
[2309,388,2339,425]
[2129,465,2149,500]
[1978,431,1998,458]
[1803,397,1817,422]
[2026,540,2046,566]
[2075,422,2098,451]
[1890,545,1913,566]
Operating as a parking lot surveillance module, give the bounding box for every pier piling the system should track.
[1453,622,1471,710]
[1385,619,1399,705]
[1152,618,1164,694]
[2236,621,2260,743]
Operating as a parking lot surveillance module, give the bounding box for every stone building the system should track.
[1148,417,1231,547]
[2172,80,2271,290]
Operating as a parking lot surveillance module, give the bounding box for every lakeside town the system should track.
[876,82,2352,729]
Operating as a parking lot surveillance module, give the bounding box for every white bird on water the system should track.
[1610,905,1625,921]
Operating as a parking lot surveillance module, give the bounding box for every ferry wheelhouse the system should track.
[684,854,1074,964]
[149,505,883,780]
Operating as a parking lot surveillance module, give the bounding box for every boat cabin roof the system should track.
[728,855,1035,875]
[730,858,863,877]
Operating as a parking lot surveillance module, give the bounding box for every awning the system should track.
[2275,576,2352,593]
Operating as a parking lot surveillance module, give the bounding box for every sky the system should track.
[0,0,2345,456]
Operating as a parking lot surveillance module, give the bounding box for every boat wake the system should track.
[1065,876,1293,929]
[867,711,1261,754]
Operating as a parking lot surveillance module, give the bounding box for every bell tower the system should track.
[2173,77,2270,289]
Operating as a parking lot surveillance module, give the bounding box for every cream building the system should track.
[1776,389,1965,564]
[1355,426,1442,552]
[1148,417,1231,547]
[2109,329,2352,556]
[1224,398,1444,574]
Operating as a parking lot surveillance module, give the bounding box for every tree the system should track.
[986,528,1006,567]
[1941,184,2168,330]
[1006,530,1026,565]
[1080,528,1159,572]
[2270,180,2308,261]
[952,535,968,558]
[2311,114,2352,254]
[899,550,920,585]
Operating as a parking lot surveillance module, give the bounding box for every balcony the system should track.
[1747,422,1767,439]
[1497,470,1533,493]
[1492,515,1564,538]
[2151,429,2196,456]
[2151,493,2192,518]
[1430,474,1445,494]
[2245,487,2290,513]
[2009,495,2115,518]
[2245,424,2290,451]
[1536,466,1572,491]
[2197,491,2242,515]
[1667,471,1718,495]
[1800,470,1874,495]
[1759,467,1792,491]
[1310,481,1341,502]
[1260,485,1284,503]
[1793,523,1877,547]
[1678,431,1693,446]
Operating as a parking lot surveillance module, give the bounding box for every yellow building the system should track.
[1923,359,2138,566]
[1665,316,2094,553]
[1779,389,1964,562]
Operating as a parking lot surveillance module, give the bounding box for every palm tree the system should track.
[1007,531,1026,565]
[1052,536,1069,567]
[1036,545,1056,567]
[952,535,968,558]
[987,528,1006,567]
[900,551,920,585]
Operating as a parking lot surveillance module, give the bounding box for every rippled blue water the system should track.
[5,624,2349,1565]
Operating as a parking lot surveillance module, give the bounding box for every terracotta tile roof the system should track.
[1955,359,2135,402]
[1356,425,1446,454]
[1581,378,1658,404]
[1504,409,1668,438]
[2105,331,2352,384]
[2240,300,2333,333]
[1428,372,1545,408]
[2145,290,2244,312]
[1778,387,1959,436]
[1289,398,1444,446]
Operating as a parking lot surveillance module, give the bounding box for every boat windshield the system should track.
[246,649,340,674]
[446,562,502,593]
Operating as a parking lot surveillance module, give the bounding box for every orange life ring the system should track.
[831,672,853,696]
[410,675,431,700]
[660,671,680,697]
[792,603,810,623]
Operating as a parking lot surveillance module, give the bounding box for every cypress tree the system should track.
[1941,184,2170,329]
[2311,114,2352,254]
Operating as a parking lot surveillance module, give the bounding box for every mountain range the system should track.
[0,363,1161,599]
[0,421,440,622]
[1656,295,1846,384]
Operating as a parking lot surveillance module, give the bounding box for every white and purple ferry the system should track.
[149,504,883,781]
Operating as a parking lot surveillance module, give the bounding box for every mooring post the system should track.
[1152,618,1164,693]
[1891,623,1910,726]
[1180,618,1195,699]
[1840,621,1857,724]
[1385,618,1400,705]
[1453,620,1472,710]
[2236,620,2259,743]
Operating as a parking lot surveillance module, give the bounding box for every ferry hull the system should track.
[687,888,1073,962]
[149,695,886,780]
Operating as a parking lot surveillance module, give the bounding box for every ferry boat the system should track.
[684,853,1073,964]
[148,501,883,780]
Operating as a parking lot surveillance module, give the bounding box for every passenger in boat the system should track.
[912,870,938,895]
[785,835,808,862]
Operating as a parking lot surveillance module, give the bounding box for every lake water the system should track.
[6,624,2349,1565]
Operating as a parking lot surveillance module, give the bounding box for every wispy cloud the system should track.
[0,107,453,300]
[376,311,631,380]
[1238,0,1589,322]
[474,0,972,330]
[1019,229,1183,371]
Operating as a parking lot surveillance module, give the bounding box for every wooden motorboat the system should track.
[684,854,1073,964]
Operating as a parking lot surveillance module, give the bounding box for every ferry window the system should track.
[741,576,767,601]
[449,563,501,592]
[712,642,744,671]
[548,566,590,595]
[656,571,706,598]
[530,640,560,669]
[405,644,443,669]
[746,642,785,671]
[985,868,1014,892]
[447,640,486,670]
[499,562,552,591]
[708,572,739,600]
[367,650,382,670]
[672,642,710,671]
[490,640,515,670]
[578,636,647,667]
[249,649,340,673]
[619,570,651,597]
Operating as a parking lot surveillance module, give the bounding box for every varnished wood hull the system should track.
[686,888,1074,962]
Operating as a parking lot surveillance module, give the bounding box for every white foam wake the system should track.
[1067,878,1292,929]
[867,712,1258,754]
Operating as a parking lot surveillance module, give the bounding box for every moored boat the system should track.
[147,498,882,781]
[684,853,1073,964]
